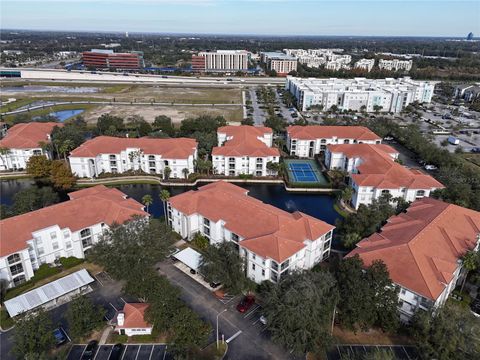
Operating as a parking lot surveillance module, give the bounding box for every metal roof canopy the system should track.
[4,269,94,317]
[173,247,202,272]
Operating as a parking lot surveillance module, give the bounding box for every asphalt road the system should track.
[156,260,300,360]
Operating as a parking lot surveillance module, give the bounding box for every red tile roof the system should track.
[328,143,444,189]
[69,136,197,159]
[212,125,279,157]
[116,303,152,329]
[287,125,381,141]
[169,181,334,262]
[347,198,480,300]
[0,122,61,149]
[0,185,148,257]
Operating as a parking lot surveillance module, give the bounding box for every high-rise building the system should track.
[191,50,250,72]
[260,52,298,75]
[467,32,474,40]
[82,49,144,70]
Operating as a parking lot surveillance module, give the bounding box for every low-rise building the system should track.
[324,143,444,209]
[285,76,435,112]
[261,52,297,75]
[347,198,480,322]
[168,182,334,284]
[0,185,148,288]
[69,136,197,178]
[115,303,153,336]
[286,125,382,158]
[212,126,280,176]
[354,58,375,72]
[454,84,480,103]
[0,122,60,171]
[378,59,413,72]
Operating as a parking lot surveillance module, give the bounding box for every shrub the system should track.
[59,257,84,269]
[238,174,253,180]
[110,334,128,344]
[192,233,209,251]
[0,308,15,329]
[30,264,60,283]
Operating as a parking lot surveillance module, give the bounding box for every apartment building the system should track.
[192,50,250,72]
[283,49,350,70]
[69,136,197,178]
[285,76,435,112]
[212,125,280,176]
[0,185,148,288]
[378,59,413,72]
[261,52,297,75]
[347,198,480,322]
[286,125,382,157]
[168,182,334,284]
[354,58,375,72]
[324,143,444,209]
[0,122,60,171]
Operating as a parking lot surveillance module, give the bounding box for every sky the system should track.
[1,0,479,37]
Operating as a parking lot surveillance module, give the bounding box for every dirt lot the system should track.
[83,104,243,124]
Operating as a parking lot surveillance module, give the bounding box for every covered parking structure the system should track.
[4,269,94,317]
[172,247,221,290]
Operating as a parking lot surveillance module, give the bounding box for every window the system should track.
[203,218,210,237]
[80,228,93,249]
[281,259,290,272]
[231,233,239,243]
[65,241,72,249]
[381,189,390,195]
[7,254,21,265]
[50,232,57,240]
[149,155,155,161]
[109,155,116,160]
[416,190,426,198]
[262,259,266,266]
[13,275,26,287]
[52,242,59,250]
[252,253,256,260]
[401,289,406,295]
[262,269,265,276]
[38,247,45,256]
[252,263,256,270]
[10,263,24,276]
[271,261,279,272]
[33,150,42,156]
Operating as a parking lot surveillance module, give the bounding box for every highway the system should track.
[1,67,285,87]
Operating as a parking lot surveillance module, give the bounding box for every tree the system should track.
[11,187,60,215]
[260,270,338,356]
[127,115,152,137]
[373,105,383,114]
[49,160,76,190]
[0,147,11,166]
[340,187,353,203]
[194,158,212,175]
[159,189,171,227]
[51,122,86,159]
[142,194,153,213]
[163,166,171,180]
[0,278,9,303]
[266,161,280,175]
[410,303,480,360]
[66,295,106,340]
[96,114,124,135]
[12,308,55,359]
[153,115,175,137]
[199,242,248,294]
[182,168,189,179]
[26,155,52,178]
[58,139,75,161]
[460,250,479,292]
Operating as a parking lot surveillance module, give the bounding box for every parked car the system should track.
[108,343,124,360]
[53,328,68,346]
[447,136,460,145]
[81,340,98,360]
[236,295,255,313]
[383,136,394,141]
[471,299,480,318]
[259,315,267,325]
[424,164,438,171]
[209,281,221,288]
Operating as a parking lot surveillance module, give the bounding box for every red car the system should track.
[236,295,255,313]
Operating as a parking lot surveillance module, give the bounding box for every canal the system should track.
[0,178,343,247]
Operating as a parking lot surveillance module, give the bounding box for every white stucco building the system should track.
[285,76,436,112]
[324,143,444,209]
[212,125,280,176]
[168,182,334,284]
[0,122,60,171]
[69,136,197,178]
[286,125,382,158]
[115,303,153,336]
[348,198,480,322]
[354,58,375,72]
[193,50,250,72]
[378,59,413,72]
[0,185,148,288]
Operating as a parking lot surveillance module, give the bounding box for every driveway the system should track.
[157,261,300,360]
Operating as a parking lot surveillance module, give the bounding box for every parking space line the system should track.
[163,345,168,360]
[80,345,87,360]
[244,304,260,319]
[93,273,104,286]
[225,330,242,344]
[148,345,154,360]
[402,346,411,360]
[134,345,141,360]
[120,297,127,304]
[121,344,128,360]
[109,302,118,311]
[61,326,72,342]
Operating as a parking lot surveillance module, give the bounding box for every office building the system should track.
[69,136,197,178]
[0,122,60,171]
[212,125,280,176]
[191,50,250,72]
[285,76,436,112]
[347,198,480,322]
[261,52,297,75]
[168,182,334,284]
[82,49,145,70]
[0,186,148,288]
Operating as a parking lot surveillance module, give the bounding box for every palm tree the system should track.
[164,166,172,180]
[141,194,153,213]
[59,139,75,161]
[182,168,189,180]
[159,189,171,229]
[460,250,478,292]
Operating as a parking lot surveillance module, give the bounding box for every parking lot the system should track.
[66,344,172,360]
[326,345,419,360]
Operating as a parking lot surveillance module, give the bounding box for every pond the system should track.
[48,109,85,122]
[1,85,100,93]
[0,179,343,247]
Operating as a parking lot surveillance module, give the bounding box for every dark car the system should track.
[81,340,98,360]
[108,343,124,360]
[471,147,480,153]
[236,295,255,313]
[209,281,221,288]
[53,328,68,346]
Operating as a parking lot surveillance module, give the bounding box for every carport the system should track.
[172,247,219,291]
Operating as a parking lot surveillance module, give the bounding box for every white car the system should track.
[424,164,438,171]
[259,315,267,325]
[383,136,394,141]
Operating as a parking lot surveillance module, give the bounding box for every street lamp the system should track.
[216,308,228,349]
